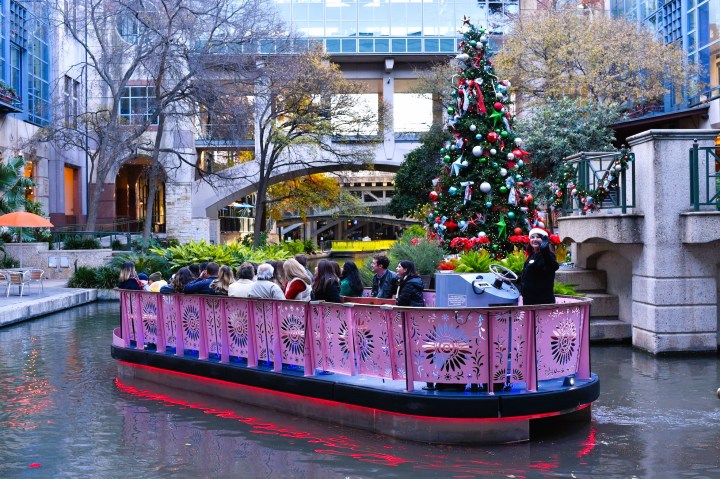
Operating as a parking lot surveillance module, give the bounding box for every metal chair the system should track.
[28,268,45,293]
[7,271,30,297]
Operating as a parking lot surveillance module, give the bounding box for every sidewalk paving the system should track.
[0,279,98,327]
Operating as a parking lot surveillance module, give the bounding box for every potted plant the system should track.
[388,236,444,289]
[0,81,19,104]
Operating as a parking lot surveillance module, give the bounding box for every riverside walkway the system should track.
[0,279,97,328]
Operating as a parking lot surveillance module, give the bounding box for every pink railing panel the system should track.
[253,301,277,364]
[314,303,356,375]
[352,305,396,379]
[224,298,253,360]
[403,308,490,386]
[276,301,309,368]
[177,296,203,352]
[535,303,587,381]
[120,292,135,346]
[202,297,224,357]
[488,309,532,388]
[137,292,160,346]
[159,295,178,349]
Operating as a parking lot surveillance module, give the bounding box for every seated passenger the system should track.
[160,267,193,294]
[283,258,312,301]
[395,260,425,307]
[339,261,364,297]
[117,261,144,290]
[311,259,341,303]
[247,263,285,300]
[370,254,398,299]
[183,262,220,294]
[209,265,235,296]
[147,272,167,292]
[228,262,256,298]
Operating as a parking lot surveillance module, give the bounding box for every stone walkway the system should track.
[0,279,98,327]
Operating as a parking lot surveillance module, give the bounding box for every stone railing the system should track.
[117,291,592,392]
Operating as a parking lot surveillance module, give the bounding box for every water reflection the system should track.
[0,303,719,478]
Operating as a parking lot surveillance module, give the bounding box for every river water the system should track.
[1,302,720,478]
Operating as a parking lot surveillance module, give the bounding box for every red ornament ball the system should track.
[556,190,563,198]
[493,102,504,111]
[512,148,523,158]
[487,131,499,143]
[429,191,439,201]
[513,227,523,235]
[435,216,442,224]
[524,194,533,204]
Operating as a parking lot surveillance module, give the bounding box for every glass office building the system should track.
[274,0,519,55]
[611,0,720,109]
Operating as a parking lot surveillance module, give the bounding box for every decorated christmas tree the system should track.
[427,17,538,258]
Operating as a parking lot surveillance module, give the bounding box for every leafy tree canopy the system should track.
[388,125,447,219]
[493,9,699,108]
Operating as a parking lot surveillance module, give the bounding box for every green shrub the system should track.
[68,267,99,288]
[149,239,291,271]
[111,239,124,250]
[500,249,527,276]
[95,266,121,289]
[401,225,427,240]
[302,239,316,254]
[63,235,101,250]
[0,253,19,268]
[454,249,494,273]
[554,281,585,296]
[388,237,443,275]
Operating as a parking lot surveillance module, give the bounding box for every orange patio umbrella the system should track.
[0,211,54,267]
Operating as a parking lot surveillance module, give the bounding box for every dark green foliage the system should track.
[553,281,585,297]
[68,265,121,289]
[0,252,19,268]
[63,235,101,250]
[68,267,99,288]
[303,239,316,254]
[388,125,447,218]
[388,237,444,275]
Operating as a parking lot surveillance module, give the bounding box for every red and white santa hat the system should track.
[528,227,549,238]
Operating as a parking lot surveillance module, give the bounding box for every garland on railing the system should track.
[549,150,632,214]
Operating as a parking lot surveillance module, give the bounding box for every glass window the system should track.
[120,85,158,125]
[710,0,719,43]
[332,93,378,136]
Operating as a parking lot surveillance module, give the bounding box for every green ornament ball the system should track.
[499,186,508,194]
[492,162,498,168]
[440,148,446,154]
[444,155,451,163]
[478,157,487,164]
[501,131,509,138]
[447,107,455,115]
[492,244,499,251]
[470,40,477,47]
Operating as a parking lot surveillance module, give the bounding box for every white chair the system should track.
[7,271,30,297]
[28,268,45,293]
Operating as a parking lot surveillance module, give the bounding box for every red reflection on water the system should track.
[577,427,597,457]
[0,375,55,430]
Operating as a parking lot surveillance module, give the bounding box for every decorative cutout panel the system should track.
[535,305,585,380]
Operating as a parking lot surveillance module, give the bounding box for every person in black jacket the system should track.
[395,260,425,307]
[520,228,559,305]
[183,262,220,294]
[311,259,341,303]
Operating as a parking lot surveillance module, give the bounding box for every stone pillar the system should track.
[383,58,395,161]
[627,130,719,353]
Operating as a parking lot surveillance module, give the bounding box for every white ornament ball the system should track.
[517,160,524,168]
[480,181,492,193]
[490,148,497,155]
[520,207,528,212]
[469,124,477,132]
[571,188,578,196]
[472,146,483,157]
[433,223,439,229]
[507,153,515,161]
[496,92,504,98]
[456,53,469,62]
[514,138,523,146]
[478,231,487,237]
[500,168,507,177]
[459,221,466,228]
[615,164,622,172]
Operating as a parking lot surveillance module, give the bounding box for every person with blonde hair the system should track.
[210,265,235,295]
[117,261,143,290]
[283,258,312,300]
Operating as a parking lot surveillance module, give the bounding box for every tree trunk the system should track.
[86,176,105,232]
[142,113,166,248]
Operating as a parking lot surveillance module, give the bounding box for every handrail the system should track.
[561,150,636,215]
[689,140,720,211]
[118,291,592,393]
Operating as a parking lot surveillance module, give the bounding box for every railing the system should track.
[689,141,720,211]
[561,150,636,215]
[330,239,395,252]
[116,291,591,393]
